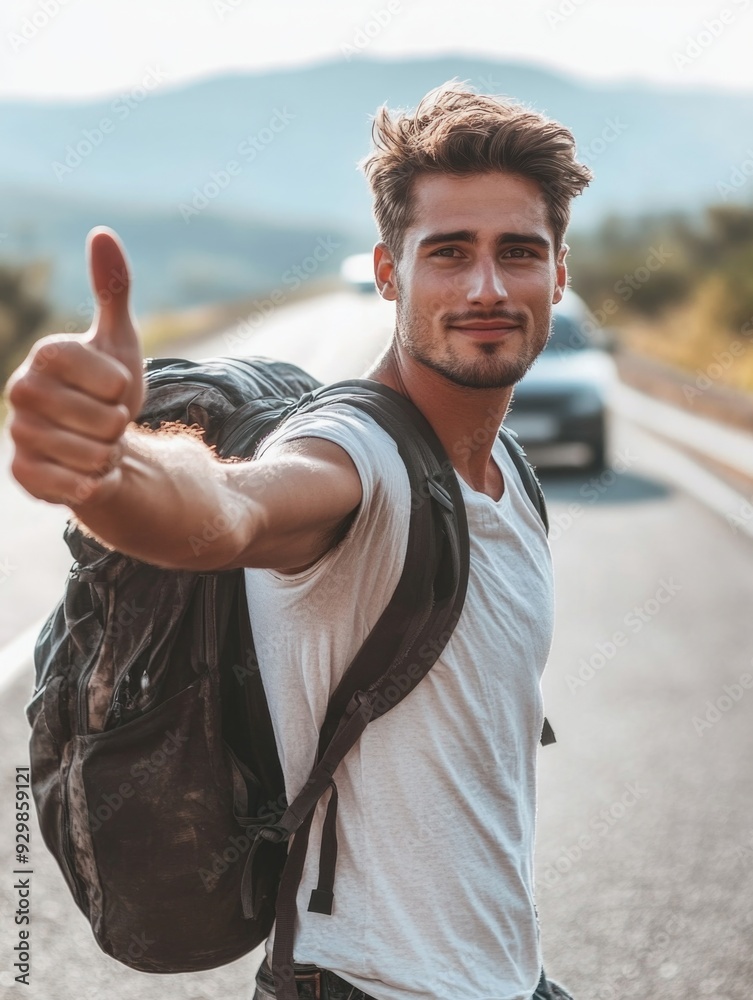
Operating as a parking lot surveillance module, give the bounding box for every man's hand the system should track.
[5,227,145,508]
[4,227,363,572]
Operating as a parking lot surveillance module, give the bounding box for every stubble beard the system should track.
[395,299,551,390]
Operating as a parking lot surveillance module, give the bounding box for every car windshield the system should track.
[544,314,590,352]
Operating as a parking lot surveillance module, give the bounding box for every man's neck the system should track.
[363,346,513,499]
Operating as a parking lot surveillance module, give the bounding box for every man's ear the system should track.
[374,242,398,301]
[552,242,569,307]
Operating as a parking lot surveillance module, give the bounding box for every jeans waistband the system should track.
[255,958,559,1000]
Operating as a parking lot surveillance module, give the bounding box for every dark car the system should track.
[504,291,616,472]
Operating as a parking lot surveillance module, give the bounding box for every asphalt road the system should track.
[1,291,752,1000]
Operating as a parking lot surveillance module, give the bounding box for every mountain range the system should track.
[2,55,752,314]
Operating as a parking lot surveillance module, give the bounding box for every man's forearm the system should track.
[70,425,255,570]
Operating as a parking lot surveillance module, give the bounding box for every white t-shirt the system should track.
[244,401,555,1000]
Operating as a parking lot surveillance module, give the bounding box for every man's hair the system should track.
[359,80,593,262]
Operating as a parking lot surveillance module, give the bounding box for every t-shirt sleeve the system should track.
[252,402,411,583]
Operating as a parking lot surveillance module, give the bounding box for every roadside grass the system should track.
[616,285,753,395]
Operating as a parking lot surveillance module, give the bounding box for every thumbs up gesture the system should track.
[5,228,145,508]
[84,228,144,418]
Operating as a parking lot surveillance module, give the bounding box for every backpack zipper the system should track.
[75,580,111,733]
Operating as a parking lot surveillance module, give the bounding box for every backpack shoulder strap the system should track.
[265,380,471,1000]
[497,425,549,535]
[498,426,556,748]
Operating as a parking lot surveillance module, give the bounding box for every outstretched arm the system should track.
[4,228,361,573]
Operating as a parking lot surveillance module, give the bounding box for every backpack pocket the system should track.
[63,667,271,971]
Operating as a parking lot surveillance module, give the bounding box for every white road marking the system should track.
[614,412,753,543]
[612,382,753,477]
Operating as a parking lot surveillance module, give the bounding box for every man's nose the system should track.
[466,258,509,305]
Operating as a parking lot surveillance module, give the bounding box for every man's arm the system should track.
[68,426,362,572]
[4,227,362,573]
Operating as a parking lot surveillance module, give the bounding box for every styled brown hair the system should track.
[359,80,593,262]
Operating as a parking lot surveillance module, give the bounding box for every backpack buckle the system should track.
[427,478,454,513]
[258,825,287,844]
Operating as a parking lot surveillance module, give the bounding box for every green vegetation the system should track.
[568,204,753,393]
[0,260,50,385]
[0,265,344,393]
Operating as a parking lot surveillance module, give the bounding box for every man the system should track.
[6,82,591,999]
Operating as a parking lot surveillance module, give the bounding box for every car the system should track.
[340,253,377,294]
[504,288,617,472]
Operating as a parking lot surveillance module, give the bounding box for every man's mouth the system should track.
[449,322,521,341]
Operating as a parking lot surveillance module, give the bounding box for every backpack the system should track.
[25,355,555,993]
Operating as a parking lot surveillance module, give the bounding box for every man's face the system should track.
[376,171,568,389]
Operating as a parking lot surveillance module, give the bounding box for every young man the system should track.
[6,83,591,1000]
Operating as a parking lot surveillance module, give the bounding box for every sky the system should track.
[1,0,753,102]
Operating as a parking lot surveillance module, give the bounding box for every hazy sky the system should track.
[2,0,752,101]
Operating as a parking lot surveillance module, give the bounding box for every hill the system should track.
[2,55,752,312]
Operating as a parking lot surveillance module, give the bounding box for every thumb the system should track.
[85,226,144,416]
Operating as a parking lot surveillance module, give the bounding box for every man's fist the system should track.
[4,227,145,508]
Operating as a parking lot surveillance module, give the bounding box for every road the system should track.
[1,291,752,1000]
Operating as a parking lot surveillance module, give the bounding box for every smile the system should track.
[449,324,521,341]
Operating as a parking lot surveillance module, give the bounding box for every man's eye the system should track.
[433,247,461,257]
[504,247,536,258]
